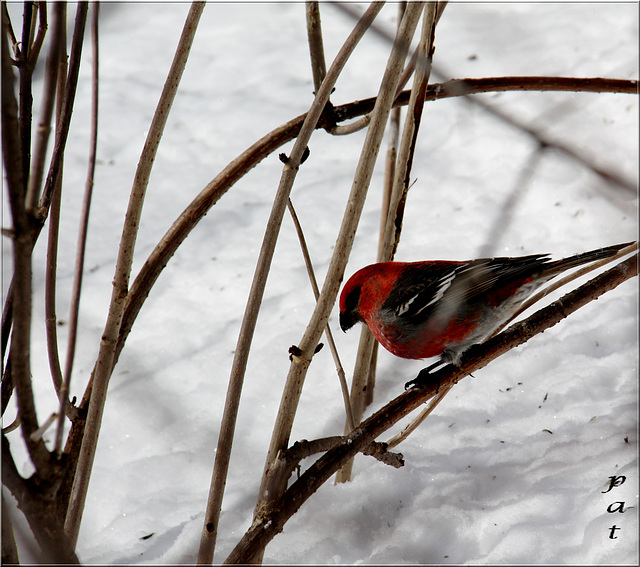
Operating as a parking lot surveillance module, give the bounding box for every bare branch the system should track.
[43,2,68,407]
[305,2,326,93]
[283,437,403,474]
[44,143,64,394]
[56,1,100,456]
[17,1,34,186]
[63,2,205,548]
[252,4,425,549]
[2,3,19,57]
[287,199,355,431]
[25,3,62,213]
[196,4,386,563]
[26,1,47,71]
[338,1,437,484]
[107,74,636,379]
[38,2,88,217]
[2,3,53,481]
[384,383,452,449]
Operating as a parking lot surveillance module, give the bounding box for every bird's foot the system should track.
[405,359,449,390]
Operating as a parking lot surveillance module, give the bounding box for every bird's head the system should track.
[339,278,363,332]
[340,262,405,332]
[339,263,392,332]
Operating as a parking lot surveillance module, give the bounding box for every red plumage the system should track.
[339,242,632,367]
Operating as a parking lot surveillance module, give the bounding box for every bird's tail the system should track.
[545,241,636,277]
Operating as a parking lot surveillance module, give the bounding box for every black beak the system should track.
[339,310,359,332]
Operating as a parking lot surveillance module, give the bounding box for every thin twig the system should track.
[26,1,47,71]
[25,3,60,213]
[253,0,425,535]
[56,1,100,457]
[2,3,18,56]
[337,1,437,484]
[287,198,355,431]
[305,2,326,93]
[196,5,385,563]
[38,2,88,217]
[43,3,68,400]
[283,437,403,475]
[384,383,452,449]
[378,1,406,259]
[17,1,34,186]
[2,3,53,481]
[63,2,205,548]
[44,137,64,394]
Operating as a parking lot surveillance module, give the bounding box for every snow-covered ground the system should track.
[3,3,638,564]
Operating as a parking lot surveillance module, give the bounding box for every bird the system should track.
[339,242,633,378]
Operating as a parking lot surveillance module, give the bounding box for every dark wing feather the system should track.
[382,255,554,325]
[381,263,462,322]
[442,254,552,306]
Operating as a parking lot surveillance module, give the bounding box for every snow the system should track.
[3,2,638,564]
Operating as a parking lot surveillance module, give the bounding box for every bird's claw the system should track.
[405,359,451,390]
[404,367,434,390]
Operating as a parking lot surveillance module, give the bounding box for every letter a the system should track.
[607,502,626,514]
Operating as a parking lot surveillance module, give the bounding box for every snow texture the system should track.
[3,3,638,564]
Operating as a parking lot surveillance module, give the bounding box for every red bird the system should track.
[339,242,631,371]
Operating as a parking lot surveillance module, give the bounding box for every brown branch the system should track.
[44,143,64,395]
[17,1,34,186]
[196,5,387,563]
[2,3,18,56]
[282,437,404,477]
[305,2,326,93]
[26,1,47,71]
[59,1,99,433]
[337,0,438,484]
[59,72,638,517]
[101,75,634,376]
[287,199,355,431]
[2,3,53,481]
[328,76,639,124]
[38,2,88,217]
[224,253,637,563]
[43,2,68,404]
[2,436,78,563]
[25,2,62,212]
[64,2,206,549]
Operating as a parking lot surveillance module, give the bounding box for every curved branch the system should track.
[113,75,637,371]
[224,252,637,564]
[64,2,206,548]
